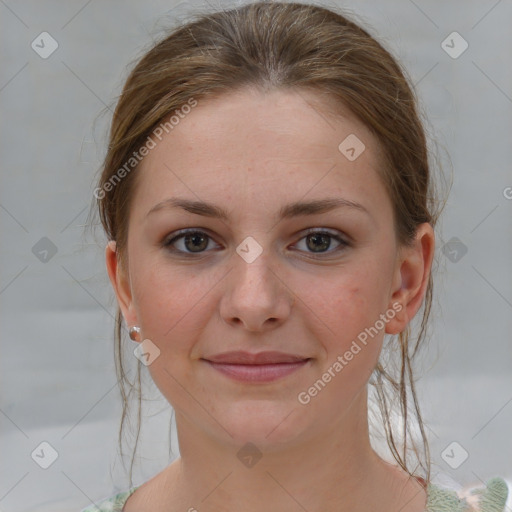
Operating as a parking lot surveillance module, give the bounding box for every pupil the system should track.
[307,233,330,252]
[186,232,208,252]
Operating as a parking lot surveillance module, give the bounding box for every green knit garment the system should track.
[81,477,509,512]
[425,477,509,512]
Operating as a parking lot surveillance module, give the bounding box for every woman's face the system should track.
[108,87,413,448]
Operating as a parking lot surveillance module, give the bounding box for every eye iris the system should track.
[185,232,208,252]
[307,233,331,252]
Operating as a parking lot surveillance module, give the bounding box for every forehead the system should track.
[151,87,380,161]
[131,87,391,223]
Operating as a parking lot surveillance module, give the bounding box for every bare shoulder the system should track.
[122,476,158,512]
[123,464,177,512]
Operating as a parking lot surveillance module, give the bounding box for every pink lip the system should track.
[201,351,311,383]
[204,351,309,364]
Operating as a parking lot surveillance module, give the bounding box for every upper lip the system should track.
[203,351,310,365]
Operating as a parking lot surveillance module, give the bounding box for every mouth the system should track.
[201,351,312,383]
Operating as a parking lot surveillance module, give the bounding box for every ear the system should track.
[105,240,138,328]
[385,223,435,335]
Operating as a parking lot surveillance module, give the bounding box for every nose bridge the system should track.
[220,234,294,330]
[233,238,276,295]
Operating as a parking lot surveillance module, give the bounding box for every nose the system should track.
[219,249,295,332]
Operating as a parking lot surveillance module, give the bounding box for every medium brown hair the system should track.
[87,0,449,487]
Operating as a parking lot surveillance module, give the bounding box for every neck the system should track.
[164,388,414,512]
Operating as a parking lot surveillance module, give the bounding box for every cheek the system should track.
[131,261,211,350]
[130,265,212,409]
[311,274,368,332]
[305,287,384,408]
[310,271,387,368]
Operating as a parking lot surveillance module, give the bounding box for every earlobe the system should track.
[385,296,409,335]
[105,240,137,328]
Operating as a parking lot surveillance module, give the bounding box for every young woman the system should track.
[83,2,509,511]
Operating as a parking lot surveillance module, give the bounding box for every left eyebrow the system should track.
[145,197,371,221]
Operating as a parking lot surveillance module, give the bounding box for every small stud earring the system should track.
[129,326,141,342]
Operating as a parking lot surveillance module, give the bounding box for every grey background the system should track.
[1,0,511,511]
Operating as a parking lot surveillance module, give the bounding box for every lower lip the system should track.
[203,360,310,383]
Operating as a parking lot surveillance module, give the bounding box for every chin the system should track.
[215,401,310,449]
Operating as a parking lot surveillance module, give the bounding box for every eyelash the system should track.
[162,228,350,258]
